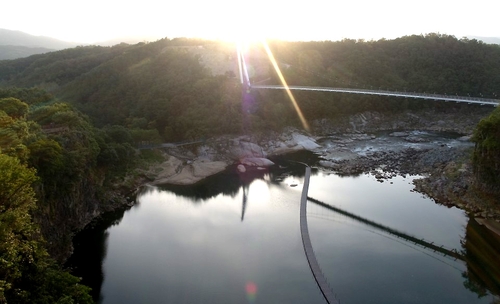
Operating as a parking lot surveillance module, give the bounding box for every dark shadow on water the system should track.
[65,207,130,303]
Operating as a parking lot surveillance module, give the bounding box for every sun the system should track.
[214,25,268,45]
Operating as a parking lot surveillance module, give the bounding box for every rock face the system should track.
[151,156,228,185]
[313,109,492,135]
[266,130,321,155]
[228,138,275,169]
[230,139,266,159]
[292,133,321,150]
[147,129,321,185]
[240,157,274,167]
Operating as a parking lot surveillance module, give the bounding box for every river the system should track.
[67,150,500,304]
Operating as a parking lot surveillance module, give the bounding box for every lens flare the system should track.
[245,281,258,302]
[261,41,310,131]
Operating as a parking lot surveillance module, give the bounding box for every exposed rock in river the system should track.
[150,156,228,185]
[140,108,499,224]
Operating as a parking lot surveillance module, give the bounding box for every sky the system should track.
[2,0,499,44]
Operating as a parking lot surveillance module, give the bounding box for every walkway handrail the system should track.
[300,166,340,304]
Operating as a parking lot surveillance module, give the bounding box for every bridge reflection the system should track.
[307,196,464,261]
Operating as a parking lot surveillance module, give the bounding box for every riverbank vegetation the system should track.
[0,90,94,302]
[472,106,500,200]
[0,88,164,302]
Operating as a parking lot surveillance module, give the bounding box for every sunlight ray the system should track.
[236,44,244,84]
[261,41,310,131]
[240,45,251,87]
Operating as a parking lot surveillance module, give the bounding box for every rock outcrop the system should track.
[150,156,228,185]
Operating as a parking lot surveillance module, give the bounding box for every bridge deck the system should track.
[253,85,499,106]
[300,167,339,304]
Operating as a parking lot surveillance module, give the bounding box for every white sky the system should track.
[2,0,499,43]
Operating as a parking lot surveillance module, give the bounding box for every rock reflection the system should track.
[156,151,318,202]
[462,218,500,299]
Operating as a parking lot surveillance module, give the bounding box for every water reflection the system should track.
[68,151,500,303]
[156,150,316,202]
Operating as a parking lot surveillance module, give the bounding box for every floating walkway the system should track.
[300,166,340,304]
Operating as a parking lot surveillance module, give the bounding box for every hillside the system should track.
[1,34,500,141]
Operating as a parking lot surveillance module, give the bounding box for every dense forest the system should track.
[1,34,500,141]
[1,34,500,302]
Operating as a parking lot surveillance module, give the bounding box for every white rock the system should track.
[240,157,275,167]
[292,133,321,150]
[230,141,266,160]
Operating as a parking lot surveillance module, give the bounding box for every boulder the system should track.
[240,157,275,167]
[389,131,410,137]
[405,136,428,143]
[230,140,265,160]
[237,164,246,173]
[152,159,228,185]
[292,133,321,150]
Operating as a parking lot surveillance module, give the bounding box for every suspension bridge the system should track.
[236,44,499,107]
[252,84,500,106]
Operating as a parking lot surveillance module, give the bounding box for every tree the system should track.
[0,98,28,119]
[472,107,500,195]
[0,144,92,304]
[0,153,39,302]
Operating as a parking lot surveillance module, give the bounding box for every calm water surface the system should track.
[69,153,500,303]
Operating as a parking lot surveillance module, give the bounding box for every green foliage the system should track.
[0,110,30,161]
[27,139,64,181]
[0,154,38,297]
[0,88,52,106]
[0,153,92,303]
[472,107,500,194]
[0,98,28,118]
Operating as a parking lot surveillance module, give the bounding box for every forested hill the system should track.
[1,34,500,142]
[268,34,500,96]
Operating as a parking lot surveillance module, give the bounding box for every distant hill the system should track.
[0,28,80,59]
[0,45,55,60]
[94,35,163,46]
[0,28,79,49]
[467,36,500,45]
